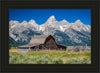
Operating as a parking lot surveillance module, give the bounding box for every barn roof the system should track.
[18,35,51,48]
[18,43,40,48]
[29,35,50,44]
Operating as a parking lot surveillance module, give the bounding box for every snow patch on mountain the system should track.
[9,15,91,46]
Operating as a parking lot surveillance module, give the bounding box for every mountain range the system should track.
[9,15,91,47]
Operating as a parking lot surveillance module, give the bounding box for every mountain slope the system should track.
[9,16,91,47]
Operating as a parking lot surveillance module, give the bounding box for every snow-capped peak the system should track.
[21,20,27,24]
[62,19,67,22]
[42,15,57,27]
[47,15,56,22]
[9,20,20,28]
[75,20,82,24]
[29,19,36,24]
[59,19,68,23]
[49,15,55,19]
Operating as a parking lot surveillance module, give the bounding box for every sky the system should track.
[9,9,91,25]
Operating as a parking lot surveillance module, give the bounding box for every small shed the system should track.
[17,35,66,52]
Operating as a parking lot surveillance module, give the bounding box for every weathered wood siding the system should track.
[45,38,58,49]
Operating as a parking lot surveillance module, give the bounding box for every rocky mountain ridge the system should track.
[9,15,91,46]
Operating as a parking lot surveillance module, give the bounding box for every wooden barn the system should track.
[17,35,66,53]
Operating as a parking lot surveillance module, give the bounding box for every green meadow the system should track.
[9,47,91,64]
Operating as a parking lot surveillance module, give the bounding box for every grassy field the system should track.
[9,48,91,64]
